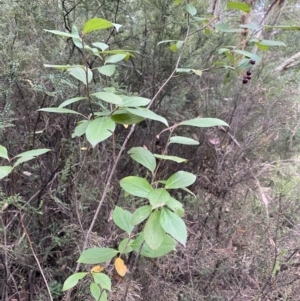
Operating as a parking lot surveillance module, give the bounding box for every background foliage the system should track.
[1,0,300,300]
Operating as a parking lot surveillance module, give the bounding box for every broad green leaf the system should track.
[148,188,171,209]
[160,208,187,246]
[13,156,35,168]
[105,54,127,64]
[67,67,93,85]
[169,136,199,145]
[92,42,109,51]
[97,65,116,76]
[256,43,269,51]
[233,49,261,62]
[215,23,243,33]
[0,166,13,180]
[59,97,87,108]
[91,92,122,105]
[257,39,286,47]
[111,110,144,125]
[265,25,300,30]
[0,145,9,160]
[100,290,107,301]
[72,120,89,138]
[128,147,156,172]
[165,171,196,189]
[240,23,260,31]
[118,238,133,254]
[131,232,176,258]
[92,273,111,291]
[176,40,184,49]
[113,206,134,235]
[103,87,116,93]
[227,2,250,12]
[62,272,88,291]
[154,154,187,163]
[186,4,197,16]
[77,247,118,264]
[38,107,84,116]
[90,283,101,300]
[121,96,150,107]
[44,29,79,39]
[120,176,152,198]
[167,197,184,217]
[83,18,114,34]
[179,117,228,127]
[130,205,152,226]
[86,117,115,148]
[126,108,168,126]
[16,148,50,158]
[144,210,165,250]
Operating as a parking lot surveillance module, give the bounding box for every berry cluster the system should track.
[242,59,255,84]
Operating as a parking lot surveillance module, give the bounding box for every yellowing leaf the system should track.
[115,258,127,277]
[91,265,104,273]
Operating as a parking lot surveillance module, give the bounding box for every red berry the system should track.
[247,76,252,80]
[246,70,252,76]
[242,79,248,84]
[249,59,255,65]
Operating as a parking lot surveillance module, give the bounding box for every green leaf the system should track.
[227,2,250,12]
[154,154,187,163]
[0,166,13,180]
[62,272,88,291]
[44,64,72,70]
[100,290,107,301]
[130,205,152,226]
[91,92,122,105]
[118,238,134,254]
[90,283,101,300]
[13,156,35,168]
[186,4,197,16]
[233,49,261,61]
[72,120,89,138]
[126,108,168,126]
[121,96,151,107]
[92,273,111,291]
[192,69,202,76]
[148,188,171,209]
[144,210,165,250]
[169,136,199,145]
[92,42,109,51]
[77,247,118,264]
[44,29,79,39]
[165,171,196,189]
[176,68,192,73]
[105,53,127,64]
[179,117,229,127]
[113,206,134,235]
[264,25,300,31]
[67,67,93,85]
[15,148,50,158]
[128,147,156,172]
[240,23,260,31]
[86,117,115,148]
[38,107,84,116]
[83,18,114,34]
[160,208,187,246]
[257,39,286,47]
[97,65,116,76]
[111,110,144,125]
[215,23,243,33]
[59,97,87,108]
[174,0,183,5]
[0,145,9,160]
[167,197,184,217]
[120,176,152,198]
[131,232,176,258]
